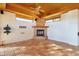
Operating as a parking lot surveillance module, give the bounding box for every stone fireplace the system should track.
[32,18,48,40]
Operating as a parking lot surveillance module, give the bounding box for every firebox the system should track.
[37,29,44,36]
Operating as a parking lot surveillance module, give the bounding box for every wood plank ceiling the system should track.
[0,3,79,20]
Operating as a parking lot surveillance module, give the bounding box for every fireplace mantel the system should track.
[32,26,48,28]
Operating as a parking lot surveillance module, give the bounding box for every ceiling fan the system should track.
[30,4,45,15]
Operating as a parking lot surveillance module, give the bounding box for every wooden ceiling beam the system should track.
[7,4,39,15]
[0,3,6,9]
[6,4,39,19]
[5,3,79,20]
[42,8,74,20]
[6,9,36,20]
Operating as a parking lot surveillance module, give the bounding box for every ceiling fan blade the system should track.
[29,4,45,15]
[40,9,45,13]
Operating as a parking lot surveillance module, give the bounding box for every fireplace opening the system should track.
[37,29,44,36]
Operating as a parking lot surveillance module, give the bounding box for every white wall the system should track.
[0,14,2,45]
[78,10,79,46]
[0,11,35,44]
[46,9,78,46]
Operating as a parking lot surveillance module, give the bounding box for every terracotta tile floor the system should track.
[0,39,79,56]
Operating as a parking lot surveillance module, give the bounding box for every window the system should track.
[16,18,33,23]
[16,18,36,29]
